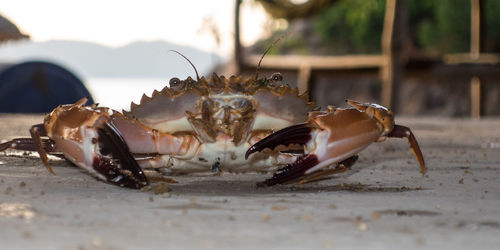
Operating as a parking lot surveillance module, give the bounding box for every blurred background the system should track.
[0,0,499,117]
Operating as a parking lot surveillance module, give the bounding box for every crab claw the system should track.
[41,101,149,189]
[245,122,324,186]
[95,122,149,188]
[246,101,426,186]
[245,123,313,160]
[245,110,384,186]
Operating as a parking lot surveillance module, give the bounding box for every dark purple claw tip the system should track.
[245,123,312,159]
[258,154,319,186]
[95,122,148,189]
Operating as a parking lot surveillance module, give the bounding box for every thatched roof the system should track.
[0,14,29,43]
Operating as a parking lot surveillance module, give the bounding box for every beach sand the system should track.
[0,114,499,249]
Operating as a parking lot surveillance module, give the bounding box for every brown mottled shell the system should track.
[123,73,315,144]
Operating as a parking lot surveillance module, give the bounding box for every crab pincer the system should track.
[1,98,149,189]
[41,98,149,188]
[246,100,426,186]
[93,122,149,188]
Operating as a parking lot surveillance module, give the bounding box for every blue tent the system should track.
[0,61,94,113]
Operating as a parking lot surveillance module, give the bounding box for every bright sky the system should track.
[1,0,271,58]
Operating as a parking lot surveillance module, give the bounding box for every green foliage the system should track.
[485,0,500,51]
[252,30,310,55]
[270,32,310,55]
[313,0,385,54]
[409,0,470,53]
[257,0,500,55]
[313,0,472,54]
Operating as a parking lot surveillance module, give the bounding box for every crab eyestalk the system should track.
[246,101,426,186]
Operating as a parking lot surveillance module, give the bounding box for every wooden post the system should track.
[297,65,312,96]
[233,0,243,74]
[380,0,405,112]
[470,77,482,118]
[470,0,484,118]
[470,0,482,59]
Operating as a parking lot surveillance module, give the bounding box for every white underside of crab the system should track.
[137,138,297,173]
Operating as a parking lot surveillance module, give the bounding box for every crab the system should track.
[0,69,425,189]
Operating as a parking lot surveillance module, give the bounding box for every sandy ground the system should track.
[0,114,499,250]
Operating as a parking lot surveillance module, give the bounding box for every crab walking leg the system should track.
[0,137,55,151]
[30,124,56,174]
[0,124,58,174]
[0,133,56,153]
[387,125,426,174]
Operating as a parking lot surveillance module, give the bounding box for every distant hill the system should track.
[0,40,222,79]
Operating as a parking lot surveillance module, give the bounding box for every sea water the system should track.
[84,77,171,111]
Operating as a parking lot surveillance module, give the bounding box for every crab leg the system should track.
[0,135,56,153]
[387,125,426,175]
[30,124,56,174]
[110,113,198,156]
[0,124,58,174]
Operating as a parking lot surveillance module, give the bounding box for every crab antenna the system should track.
[169,50,200,80]
[254,33,287,80]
